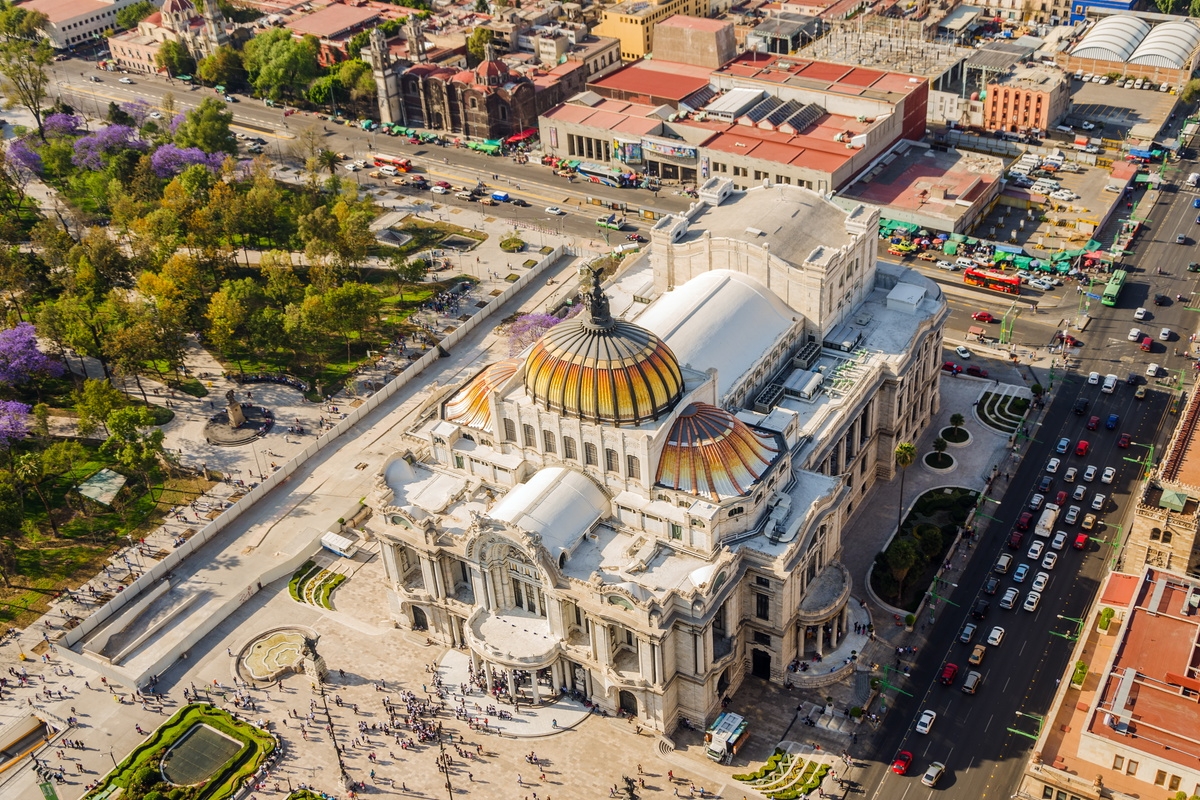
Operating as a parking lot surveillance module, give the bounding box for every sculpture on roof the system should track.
[582,265,613,329]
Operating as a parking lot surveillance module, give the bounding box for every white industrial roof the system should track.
[1129,19,1200,68]
[1072,15,1151,63]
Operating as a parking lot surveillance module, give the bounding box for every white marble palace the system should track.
[368,178,948,732]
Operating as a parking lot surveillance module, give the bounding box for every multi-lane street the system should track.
[849,173,1198,797]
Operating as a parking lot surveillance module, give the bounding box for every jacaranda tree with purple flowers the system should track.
[0,322,64,389]
[42,112,85,139]
[71,125,148,171]
[507,306,581,355]
[150,144,228,178]
[0,400,29,459]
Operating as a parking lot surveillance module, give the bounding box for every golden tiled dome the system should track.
[443,358,520,432]
[656,403,780,500]
[524,269,684,426]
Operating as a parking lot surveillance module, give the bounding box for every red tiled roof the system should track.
[591,60,714,103]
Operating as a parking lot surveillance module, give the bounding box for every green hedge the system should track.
[288,561,316,602]
[85,704,275,800]
[733,748,785,781]
[317,573,346,609]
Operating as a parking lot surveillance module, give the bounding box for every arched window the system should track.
[563,436,577,460]
[584,442,598,466]
[503,418,516,442]
[626,455,641,479]
[522,424,535,447]
[543,430,556,454]
[605,448,619,473]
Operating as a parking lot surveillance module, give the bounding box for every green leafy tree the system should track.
[156,40,196,77]
[320,282,380,360]
[916,525,942,559]
[0,538,16,588]
[242,28,320,100]
[390,253,428,287]
[102,406,165,495]
[885,538,918,602]
[893,441,917,535]
[13,451,57,535]
[174,97,237,154]
[196,45,245,89]
[73,378,125,438]
[0,31,52,139]
[1153,0,1176,11]
[115,0,155,29]
[932,437,948,461]
[466,27,494,66]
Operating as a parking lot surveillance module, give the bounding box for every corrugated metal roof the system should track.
[1072,15,1152,63]
[1129,19,1200,68]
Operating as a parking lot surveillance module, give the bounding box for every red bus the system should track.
[963,268,1020,295]
[368,153,412,172]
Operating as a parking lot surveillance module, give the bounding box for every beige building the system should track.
[650,15,736,68]
[368,179,948,733]
[106,0,228,75]
[594,0,711,61]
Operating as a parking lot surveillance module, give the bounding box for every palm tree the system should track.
[932,437,948,467]
[949,413,965,440]
[894,442,917,536]
[316,149,341,179]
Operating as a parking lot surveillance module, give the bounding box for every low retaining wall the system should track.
[63,247,570,679]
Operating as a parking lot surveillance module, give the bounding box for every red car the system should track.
[892,751,913,775]
[1086,415,1100,431]
[1118,432,1132,448]
[1016,511,1034,531]
[1073,533,1088,550]
[1055,490,1068,506]
[942,361,962,374]
[972,311,996,323]
[940,663,959,685]
[1008,530,1024,549]
[966,365,989,378]
[1076,440,1090,456]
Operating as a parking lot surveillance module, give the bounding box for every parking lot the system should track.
[1066,79,1177,139]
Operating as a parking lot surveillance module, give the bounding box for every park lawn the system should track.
[87,703,276,800]
[0,466,216,629]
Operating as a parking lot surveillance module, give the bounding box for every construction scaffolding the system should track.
[799,16,967,80]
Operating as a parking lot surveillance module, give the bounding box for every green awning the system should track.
[1161,489,1188,512]
[949,233,967,242]
[966,237,979,245]
[943,242,958,255]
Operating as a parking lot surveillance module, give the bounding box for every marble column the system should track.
[508,670,518,701]
[815,624,824,657]
[485,661,494,692]
[531,674,540,704]
[830,618,839,650]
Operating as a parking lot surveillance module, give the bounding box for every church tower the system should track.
[368,27,404,126]
[200,0,229,55]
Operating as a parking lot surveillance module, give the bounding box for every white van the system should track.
[955,258,977,269]
[1102,374,1118,394]
[1188,172,1200,187]
[379,165,398,177]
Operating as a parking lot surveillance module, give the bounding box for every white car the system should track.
[1064,505,1080,524]
[344,163,361,172]
[1083,465,1097,482]
[149,111,162,119]
[922,762,946,788]
[545,206,565,215]
[431,185,448,194]
[1092,493,1106,510]
[1064,467,1077,483]
[119,77,133,84]
[1051,532,1067,550]
[1082,121,1096,130]
[915,709,936,734]
[955,346,972,359]
[1128,328,1142,341]
[1134,307,1147,320]
[1023,591,1041,612]
[1029,279,1054,291]
[986,626,1005,646]
[1032,571,1050,592]
[1101,466,1116,484]
[1042,552,1058,570]
[935,260,958,270]
[1088,371,1100,384]
[1027,541,1044,560]
[1160,328,1173,341]
[1147,363,1159,377]
[1000,587,1020,609]
[1046,458,1060,473]
[1029,493,1045,510]
[1073,484,1087,501]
